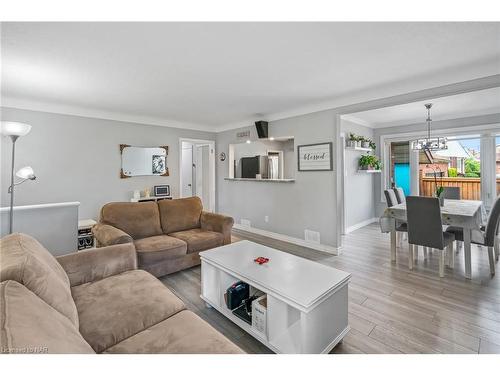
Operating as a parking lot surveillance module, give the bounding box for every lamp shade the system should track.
[1,121,32,137]
[16,166,36,180]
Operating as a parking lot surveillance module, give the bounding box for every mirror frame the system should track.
[119,144,169,178]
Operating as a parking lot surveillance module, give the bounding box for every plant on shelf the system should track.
[348,133,374,149]
[432,165,445,206]
[360,136,371,149]
[348,133,357,147]
[369,140,376,150]
[358,154,382,171]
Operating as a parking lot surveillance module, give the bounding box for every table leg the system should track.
[390,229,397,263]
[464,229,472,280]
[447,243,454,269]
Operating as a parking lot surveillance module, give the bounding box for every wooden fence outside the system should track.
[420,177,500,200]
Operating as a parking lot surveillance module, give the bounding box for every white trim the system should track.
[216,74,500,132]
[340,134,347,235]
[179,138,216,212]
[345,217,378,234]
[378,122,500,202]
[0,201,80,212]
[233,224,341,255]
[2,97,211,132]
[341,114,375,128]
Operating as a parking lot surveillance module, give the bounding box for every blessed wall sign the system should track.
[297,142,333,171]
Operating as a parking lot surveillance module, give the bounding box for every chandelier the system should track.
[412,103,447,151]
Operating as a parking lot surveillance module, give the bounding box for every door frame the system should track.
[179,138,216,212]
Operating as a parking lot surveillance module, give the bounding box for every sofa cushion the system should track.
[158,197,203,234]
[134,235,187,265]
[0,280,94,354]
[100,201,163,240]
[71,269,185,353]
[0,233,79,327]
[169,229,224,253]
[104,310,244,354]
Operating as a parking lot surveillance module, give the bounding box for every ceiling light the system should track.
[412,104,447,151]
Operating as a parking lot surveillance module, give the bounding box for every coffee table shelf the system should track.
[200,240,351,354]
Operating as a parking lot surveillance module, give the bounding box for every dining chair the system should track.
[406,196,455,277]
[393,187,406,204]
[385,189,407,247]
[445,195,500,276]
[442,186,461,200]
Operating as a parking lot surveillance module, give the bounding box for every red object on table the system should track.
[254,257,269,265]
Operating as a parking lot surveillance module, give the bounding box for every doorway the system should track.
[179,138,215,212]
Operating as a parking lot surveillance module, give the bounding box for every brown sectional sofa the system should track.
[92,197,234,277]
[0,233,243,354]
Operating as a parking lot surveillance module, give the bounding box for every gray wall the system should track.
[340,119,375,229]
[0,107,215,220]
[372,113,500,216]
[217,110,338,247]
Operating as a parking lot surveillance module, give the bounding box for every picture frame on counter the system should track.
[154,184,170,196]
[297,142,333,171]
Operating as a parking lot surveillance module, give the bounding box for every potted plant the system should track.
[433,165,445,206]
[369,140,376,150]
[358,154,382,171]
[348,133,357,148]
[356,135,363,148]
[362,137,371,149]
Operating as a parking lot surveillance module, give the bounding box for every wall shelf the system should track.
[345,146,373,152]
[224,178,295,183]
[357,169,381,173]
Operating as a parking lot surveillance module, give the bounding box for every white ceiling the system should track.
[345,86,500,128]
[2,22,500,131]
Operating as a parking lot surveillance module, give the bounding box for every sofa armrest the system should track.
[56,243,137,287]
[92,223,133,247]
[200,211,234,245]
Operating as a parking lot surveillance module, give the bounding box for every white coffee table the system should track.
[200,240,351,354]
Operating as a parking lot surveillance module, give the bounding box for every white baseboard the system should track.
[233,224,340,255]
[345,217,378,234]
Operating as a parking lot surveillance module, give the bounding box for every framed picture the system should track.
[297,142,333,171]
[152,155,166,174]
[154,185,170,197]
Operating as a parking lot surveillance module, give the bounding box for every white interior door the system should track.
[179,138,215,212]
[195,144,211,208]
[181,143,193,197]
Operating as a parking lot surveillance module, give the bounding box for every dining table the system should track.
[381,199,485,279]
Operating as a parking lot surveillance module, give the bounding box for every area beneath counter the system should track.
[224,177,295,183]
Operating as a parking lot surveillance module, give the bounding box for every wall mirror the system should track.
[120,144,169,178]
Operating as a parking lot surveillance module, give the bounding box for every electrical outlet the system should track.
[241,219,251,227]
[304,229,320,244]
[264,216,269,223]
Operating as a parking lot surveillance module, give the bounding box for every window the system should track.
[419,137,481,200]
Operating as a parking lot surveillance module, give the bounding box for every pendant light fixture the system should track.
[412,103,447,151]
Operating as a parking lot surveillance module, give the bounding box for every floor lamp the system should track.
[1,121,36,234]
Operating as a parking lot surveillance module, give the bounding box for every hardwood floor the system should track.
[160,224,500,354]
